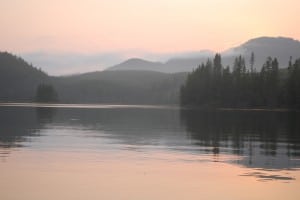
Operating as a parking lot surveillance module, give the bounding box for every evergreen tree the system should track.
[287,59,300,108]
[213,53,222,77]
[260,57,279,106]
[250,52,255,73]
[180,53,299,109]
[35,84,58,103]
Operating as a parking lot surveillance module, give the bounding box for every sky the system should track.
[1,0,300,75]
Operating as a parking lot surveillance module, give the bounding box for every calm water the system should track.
[0,104,300,200]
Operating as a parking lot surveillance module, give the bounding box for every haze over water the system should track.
[0,104,299,200]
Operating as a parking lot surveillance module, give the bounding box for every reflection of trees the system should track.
[0,107,55,155]
[36,107,56,124]
[0,107,37,149]
[180,109,300,168]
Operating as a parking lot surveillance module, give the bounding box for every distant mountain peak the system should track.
[229,36,300,51]
[222,36,300,68]
[238,37,300,51]
[123,57,147,62]
[107,36,300,72]
[245,36,299,43]
[122,58,162,65]
[107,58,164,71]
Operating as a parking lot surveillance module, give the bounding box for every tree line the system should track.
[180,53,300,109]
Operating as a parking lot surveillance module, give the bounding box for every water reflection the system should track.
[0,107,40,149]
[36,107,56,123]
[180,109,300,169]
[0,105,299,171]
[240,171,296,182]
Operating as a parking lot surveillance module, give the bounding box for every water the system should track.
[0,104,299,200]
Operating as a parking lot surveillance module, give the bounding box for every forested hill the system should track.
[52,70,187,104]
[0,52,49,101]
[0,52,187,104]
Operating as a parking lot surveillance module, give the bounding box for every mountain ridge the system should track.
[106,36,300,72]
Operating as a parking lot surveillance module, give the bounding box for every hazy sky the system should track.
[1,0,300,74]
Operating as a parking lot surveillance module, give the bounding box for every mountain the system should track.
[106,36,300,72]
[223,36,300,68]
[107,58,164,71]
[106,52,215,73]
[0,52,49,101]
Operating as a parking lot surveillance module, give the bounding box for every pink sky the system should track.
[1,0,300,55]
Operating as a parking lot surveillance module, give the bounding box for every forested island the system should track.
[180,54,300,109]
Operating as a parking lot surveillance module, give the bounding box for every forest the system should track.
[180,53,300,109]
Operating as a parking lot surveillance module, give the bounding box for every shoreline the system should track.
[0,102,298,112]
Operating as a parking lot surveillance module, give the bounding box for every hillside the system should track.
[53,70,187,104]
[0,52,49,101]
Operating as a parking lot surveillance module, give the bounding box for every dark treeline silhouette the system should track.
[180,53,300,109]
[35,84,58,103]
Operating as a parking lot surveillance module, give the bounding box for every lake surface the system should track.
[0,103,300,200]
